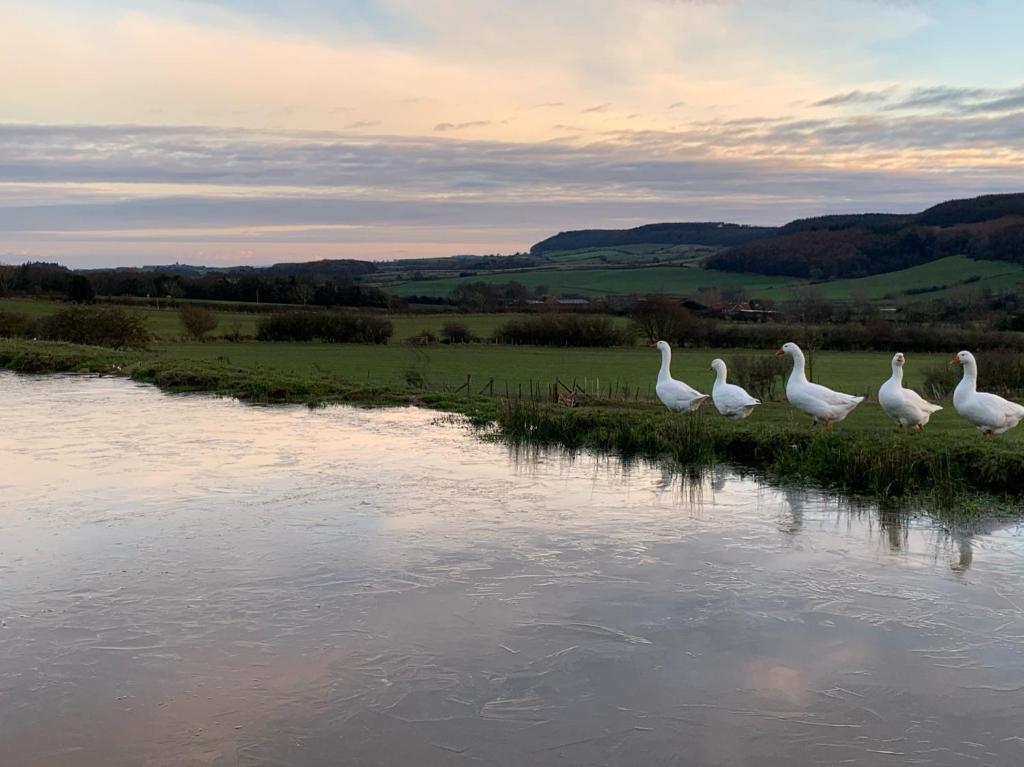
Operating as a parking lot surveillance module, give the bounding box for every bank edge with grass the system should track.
[2,337,1022,508]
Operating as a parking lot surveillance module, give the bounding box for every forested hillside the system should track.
[706,193,1024,279]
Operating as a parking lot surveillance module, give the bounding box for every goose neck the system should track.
[957,359,978,395]
[788,349,808,384]
[891,362,903,384]
[657,345,672,381]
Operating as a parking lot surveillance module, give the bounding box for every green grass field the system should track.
[147,341,929,394]
[363,244,717,288]
[820,256,1024,300]
[388,265,799,299]
[388,313,634,341]
[0,295,982,415]
[542,243,716,267]
[384,252,1023,303]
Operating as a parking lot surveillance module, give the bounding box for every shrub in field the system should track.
[0,310,39,338]
[41,306,149,348]
[923,351,1024,399]
[442,321,475,344]
[404,366,427,387]
[224,320,244,342]
[179,304,218,340]
[493,314,632,347]
[727,354,789,401]
[256,311,393,344]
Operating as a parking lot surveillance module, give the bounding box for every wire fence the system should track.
[436,374,655,404]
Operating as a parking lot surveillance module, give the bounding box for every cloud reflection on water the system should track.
[1,373,1023,765]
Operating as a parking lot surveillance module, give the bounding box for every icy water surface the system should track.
[2,373,1024,766]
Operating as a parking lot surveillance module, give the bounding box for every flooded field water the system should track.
[2,372,1024,766]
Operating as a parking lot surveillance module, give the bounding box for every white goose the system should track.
[710,358,761,419]
[651,340,709,412]
[777,342,863,428]
[951,350,1024,435]
[879,352,942,431]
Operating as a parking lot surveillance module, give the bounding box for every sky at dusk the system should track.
[1,0,1023,267]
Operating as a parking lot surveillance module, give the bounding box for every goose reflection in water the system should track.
[779,486,805,535]
[773,485,1023,575]
[948,516,1021,572]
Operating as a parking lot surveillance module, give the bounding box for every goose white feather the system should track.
[652,340,708,412]
[952,350,1024,435]
[777,342,863,427]
[710,358,760,419]
[878,352,942,430]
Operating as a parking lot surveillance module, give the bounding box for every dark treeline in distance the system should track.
[0,260,390,309]
[531,222,776,255]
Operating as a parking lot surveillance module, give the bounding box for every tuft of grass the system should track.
[493,399,1023,503]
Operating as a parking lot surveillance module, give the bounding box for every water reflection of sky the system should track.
[2,372,1023,766]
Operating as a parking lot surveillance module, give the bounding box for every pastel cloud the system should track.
[812,89,893,107]
[2,121,1021,266]
[0,0,1022,265]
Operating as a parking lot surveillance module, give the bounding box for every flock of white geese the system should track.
[652,340,1024,436]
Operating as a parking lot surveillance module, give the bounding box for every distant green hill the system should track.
[519,193,1024,285]
[392,264,797,299]
[255,193,1024,303]
[817,255,1024,300]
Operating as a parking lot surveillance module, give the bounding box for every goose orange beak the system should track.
[774,348,784,356]
[647,343,657,348]
[950,354,960,365]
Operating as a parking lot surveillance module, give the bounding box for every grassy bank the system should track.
[496,400,1024,502]
[0,338,492,417]
[2,337,1022,505]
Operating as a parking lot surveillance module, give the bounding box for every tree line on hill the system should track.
[530,222,776,255]
[0,261,391,309]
